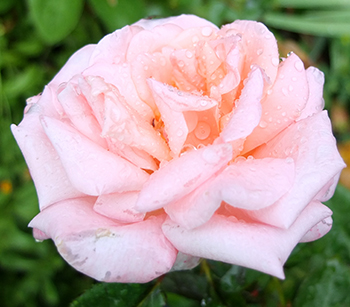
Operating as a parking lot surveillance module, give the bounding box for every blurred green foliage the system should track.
[1,0,350,306]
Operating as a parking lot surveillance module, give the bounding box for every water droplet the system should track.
[35,239,43,243]
[185,50,193,58]
[294,60,304,72]
[259,121,267,128]
[267,89,273,95]
[277,105,282,110]
[199,99,208,107]
[271,57,279,66]
[194,122,211,140]
[279,74,285,79]
[265,33,273,39]
[192,35,199,44]
[289,85,294,91]
[177,129,184,137]
[247,155,254,160]
[257,48,263,55]
[268,117,273,122]
[144,65,148,71]
[282,88,288,96]
[201,26,213,37]
[178,60,185,68]
[286,157,294,164]
[281,112,286,116]
[292,76,297,82]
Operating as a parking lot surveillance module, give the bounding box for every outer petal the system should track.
[135,143,232,212]
[50,45,96,88]
[133,14,219,32]
[297,66,325,121]
[29,198,177,283]
[164,157,295,229]
[251,111,346,228]
[41,116,149,195]
[93,192,145,223]
[243,53,309,153]
[11,111,84,210]
[162,201,332,279]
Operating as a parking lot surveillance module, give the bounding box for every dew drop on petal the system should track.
[257,48,263,55]
[177,129,184,137]
[259,121,267,128]
[294,60,304,72]
[271,57,279,67]
[201,26,213,37]
[185,50,193,58]
[194,122,211,140]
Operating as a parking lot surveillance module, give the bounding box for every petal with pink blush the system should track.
[243,53,309,154]
[93,192,145,223]
[148,79,217,156]
[136,143,232,212]
[220,20,279,85]
[251,111,346,228]
[133,14,218,31]
[220,66,263,143]
[101,86,170,161]
[50,45,96,89]
[126,24,183,61]
[29,198,177,283]
[164,157,295,230]
[299,211,333,243]
[162,201,332,279]
[41,116,149,195]
[297,66,325,121]
[11,113,84,210]
[83,62,154,122]
[57,81,107,148]
[89,26,141,65]
[217,157,295,210]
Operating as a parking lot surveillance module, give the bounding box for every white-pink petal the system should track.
[29,198,177,283]
[41,116,149,195]
[136,143,232,212]
[162,201,332,279]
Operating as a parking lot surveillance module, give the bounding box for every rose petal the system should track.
[93,192,145,223]
[297,66,325,121]
[162,200,332,279]
[220,20,279,84]
[40,116,149,195]
[11,112,84,210]
[164,157,295,229]
[135,143,232,212]
[243,53,309,153]
[83,62,154,122]
[133,14,218,32]
[148,78,217,156]
[29,198,177,283]
[250,111,346,228]
[50,45,96,88]
[219,66,263,143]
[170,252,201,271]
[57,80,107,148]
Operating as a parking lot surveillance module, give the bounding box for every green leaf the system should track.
[70,282,156,307]
[263,13,350,37]
[276,0,350,8]
[88,0,146,32]
[294,259,350,306]
[28,0,84,44]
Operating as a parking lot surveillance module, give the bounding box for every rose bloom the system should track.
[12,15,345,283]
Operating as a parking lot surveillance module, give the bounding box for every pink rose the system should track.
[12,14,345,283]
